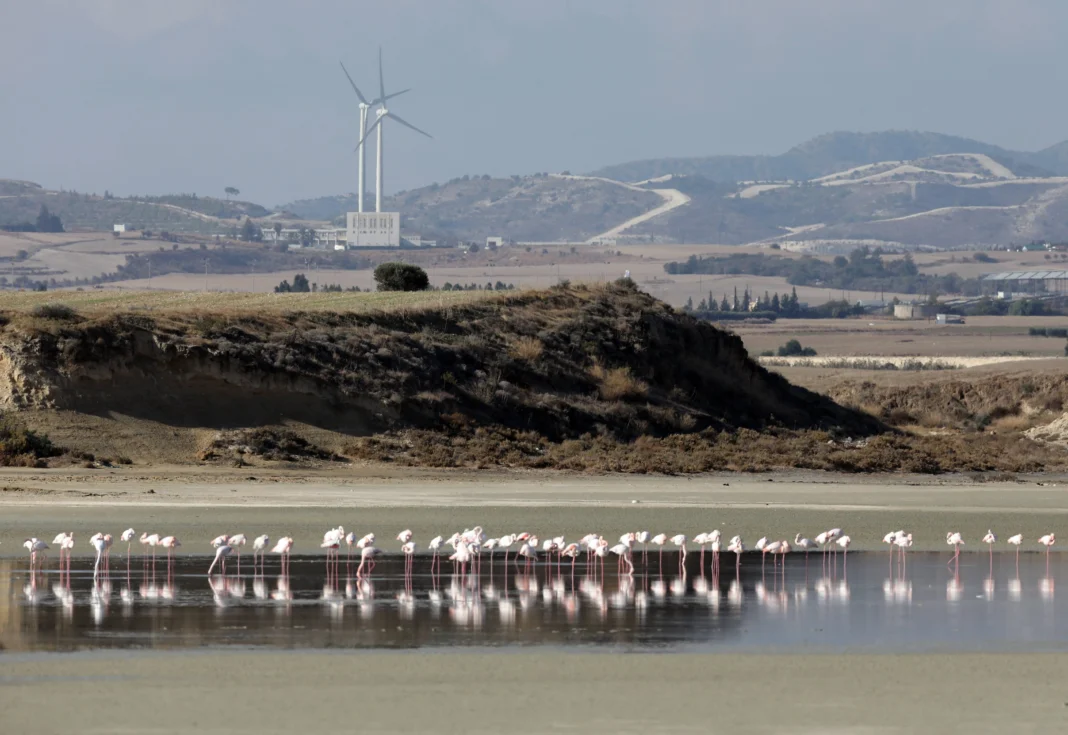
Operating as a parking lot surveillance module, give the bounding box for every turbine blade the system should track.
[356,117,383,149]
[339,62,370,105]
[382,88,410,103]
[387,111,433,139]
[378,47,386,107]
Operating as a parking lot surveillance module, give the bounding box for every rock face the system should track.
[0,284,882,441]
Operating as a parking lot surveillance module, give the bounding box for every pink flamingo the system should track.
[208,544,232,576]
[357,545,380,578]
[271,536,293,575]
[1039,533,1056,571]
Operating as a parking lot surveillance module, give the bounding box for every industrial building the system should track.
[980,270,1068,295]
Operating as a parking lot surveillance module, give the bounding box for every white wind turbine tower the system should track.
[359,48,432,213]
[339,60,409,213]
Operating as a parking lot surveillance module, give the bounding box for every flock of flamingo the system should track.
[15,526,1058,582]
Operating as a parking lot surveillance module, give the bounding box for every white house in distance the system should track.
[346,211,400,248]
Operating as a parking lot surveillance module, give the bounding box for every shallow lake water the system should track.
[1,551,1063,654]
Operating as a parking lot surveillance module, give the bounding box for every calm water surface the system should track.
[1,552,1063,653]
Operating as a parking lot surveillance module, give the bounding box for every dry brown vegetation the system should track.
[827,374,1068,432]
[509,336,544,363]
[345,426,1065,474]
[3,282,1066,474]
[589,363,648,401]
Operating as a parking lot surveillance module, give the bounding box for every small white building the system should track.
[486,236,504,249]
[113,224,126,234]
[346,212,400,248]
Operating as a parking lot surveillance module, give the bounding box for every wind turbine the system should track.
[358,48,432,212]
[339,61,409,214]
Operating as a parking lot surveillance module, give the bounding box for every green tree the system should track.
[771,293,780,313]
[291,273,311,292]
[35,205,64,233]
[240,217,262,242]
[720,294,730,311]
[732,286,739,312]
[684,296,694,312]
[707,295,718,311]
[225,187,240,200]
[373,262,429,292]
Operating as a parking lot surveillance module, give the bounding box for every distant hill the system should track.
[592,131,1062,183]
[622,150,1068,248]
[0,182,272,234]
[281,174,663,242]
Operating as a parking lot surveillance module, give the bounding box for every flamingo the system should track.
[497,534,515,566]
[397,529,413,545]
[635,530,650,564]
[762,539,782,571]
[709,536,722,577]
[227,534,247,572]
[693,533,709,567]
[90,533,108,578]
[482,537,498,568]
[650,533,668,573]
[211,534,229,548]
[448,540,471,577]
[516,541,538,572]
[271,536,293,575]
[893,532,913,568]
[401,541,416,581]
[428,535,444,573]
[610,543,634,574]
[159,536,181,571]
[727,536,744,572]
[52,532,72,568]
[252,534,270,572]
[561,543,581,577]
[670,534,687,574]
[60,534,74,576]
[357,545,380,577]
[982,530,997,567]
[1007,533,1023,566]
[1039,533,1056,570]
[356,533,375,549]
[756,536,769,570]
[836,535,851,569]
[140,532,158,566]
[121,528,136,559]
[24,538,49,571]
[208,544,232,576]
[102,534,113,572]
[946,532,964,566]
[795,533,817,563]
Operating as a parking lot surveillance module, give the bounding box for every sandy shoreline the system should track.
[4,650,1066,733]
[2,468,1067,555]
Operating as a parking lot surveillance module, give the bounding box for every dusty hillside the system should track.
[0,284,1062,474]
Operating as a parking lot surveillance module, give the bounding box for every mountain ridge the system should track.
[590,130,1065,184]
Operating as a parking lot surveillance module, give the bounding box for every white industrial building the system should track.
[346,211,400,248]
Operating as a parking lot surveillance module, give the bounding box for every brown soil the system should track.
[0,282,1064,475]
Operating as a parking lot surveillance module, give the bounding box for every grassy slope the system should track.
[1,283,1063,473]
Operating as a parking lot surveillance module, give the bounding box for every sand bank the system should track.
[3,650,1065,734]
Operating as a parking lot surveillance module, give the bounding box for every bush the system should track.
[510,336,544,362]
[30,303,77,320]
[373,262,429,292]
[777,339,817,357]
[0,414,61,466]
[589,364,648,401]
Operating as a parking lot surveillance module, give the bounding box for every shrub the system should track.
[776,339,817,357]
[373,262,429,292]
[589,364,648,401]
[510,336,544,362]
[30,303,77,320]
[0,414,61,466]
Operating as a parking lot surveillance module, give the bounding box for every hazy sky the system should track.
[4,0,1067,205]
